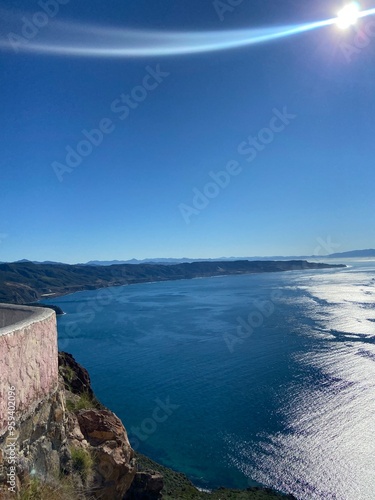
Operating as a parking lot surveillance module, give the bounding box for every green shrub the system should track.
[66,393,94,412]
[19,476,78,500]
[63,366,75,384]
[70,447,94,483]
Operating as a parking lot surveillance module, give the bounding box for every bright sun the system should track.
[336,2,360,29]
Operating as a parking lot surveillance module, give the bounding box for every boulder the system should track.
[75,409,136,499]
[124,471,164,499]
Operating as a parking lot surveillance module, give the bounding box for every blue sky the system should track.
[1,0,375,263]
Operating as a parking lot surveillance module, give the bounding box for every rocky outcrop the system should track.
[124,471,164,499]
[58,352,94,399]
[73,409,136,499]
[0,384,71,497]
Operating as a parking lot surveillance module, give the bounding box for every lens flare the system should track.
[1,6,375,58]
[0,19,336,57]
[336,2,360,29]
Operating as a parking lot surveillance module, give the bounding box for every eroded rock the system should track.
[58,352,94,398]
[125,471,164,499]
[75,409,136,499]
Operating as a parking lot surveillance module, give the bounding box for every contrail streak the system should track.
[1,8,375,58]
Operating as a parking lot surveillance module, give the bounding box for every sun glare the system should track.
[336,2,360,29]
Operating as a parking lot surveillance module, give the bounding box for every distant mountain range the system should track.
[85,249,375,265]
[72,248,375,265]
[327,249,375,258]
[2,249,374,266]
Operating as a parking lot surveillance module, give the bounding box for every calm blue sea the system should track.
[44,260,375,499]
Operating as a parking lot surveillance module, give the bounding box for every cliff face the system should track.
[0,386,68,495]
[0,374,137,499]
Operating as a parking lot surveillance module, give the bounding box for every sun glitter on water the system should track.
[336,2,361,29]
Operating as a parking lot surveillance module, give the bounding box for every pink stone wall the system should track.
[0,307,59,435]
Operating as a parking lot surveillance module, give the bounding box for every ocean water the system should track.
[45,260,375,499]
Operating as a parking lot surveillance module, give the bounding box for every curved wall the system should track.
[0,304,58,436]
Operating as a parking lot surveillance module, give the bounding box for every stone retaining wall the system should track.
[0,304,58,436]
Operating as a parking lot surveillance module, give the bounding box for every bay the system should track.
[44,260,375,499]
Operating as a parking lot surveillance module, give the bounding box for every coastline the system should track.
[0,259,346,307]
